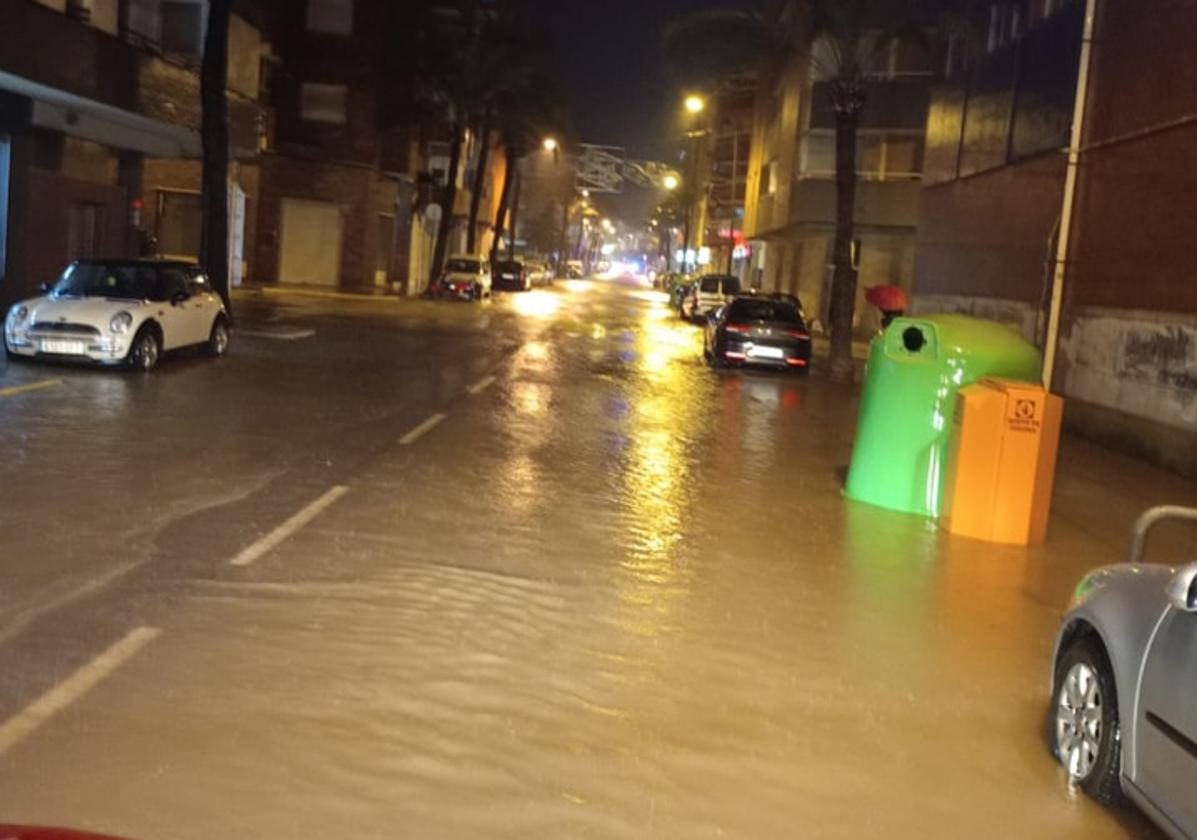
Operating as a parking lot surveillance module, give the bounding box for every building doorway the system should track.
[279,199,342,286]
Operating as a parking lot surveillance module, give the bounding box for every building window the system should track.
[161,1,204,61]
[987,3,1022,52]
[301,83,348,124]
[306,0,354,35]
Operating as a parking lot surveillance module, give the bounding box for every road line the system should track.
[0,626,161,756]
[229,485,350,567]
[400,412,447,445]
[467,374,496,395]
[237,328,316,341]
[0,378,63,398]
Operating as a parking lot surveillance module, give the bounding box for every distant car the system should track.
[682,273,741,320]
[4,258,230,371]
[565,260,584,279]
[493,258,531,292]
[703,294,811,373]
[670,277,695,313]
[526,260,552,286]
[1049,506,1197,836]
[434,255,492,301]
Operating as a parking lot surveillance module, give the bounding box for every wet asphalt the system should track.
[2,278,1192,838]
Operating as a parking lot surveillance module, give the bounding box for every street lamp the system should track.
[684,95,706,115]
[663,174,679,191]
[542,136,558,152]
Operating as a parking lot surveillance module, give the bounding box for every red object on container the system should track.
[0,828,134,840]
[865,285,908,312]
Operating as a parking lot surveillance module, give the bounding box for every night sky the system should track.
[527,0,758,162]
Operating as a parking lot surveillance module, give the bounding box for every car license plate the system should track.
[749,345,784,359]
[40,339,85,355]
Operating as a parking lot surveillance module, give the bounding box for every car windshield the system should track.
[727,298,803,324]
[52,263,155,300]
[446,259,481,273]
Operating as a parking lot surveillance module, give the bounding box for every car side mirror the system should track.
[171,291,190,306]
[38,282,52,294]
[1166,563,1197,613]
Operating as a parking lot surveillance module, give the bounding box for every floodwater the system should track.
[1,280,1188,838]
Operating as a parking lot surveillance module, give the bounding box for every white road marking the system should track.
[229,485,350,567]
[467,375,496,395]
[400,412,448,446]
[0,378,63,398]
[0,626,161,756]
[237,328,316,341]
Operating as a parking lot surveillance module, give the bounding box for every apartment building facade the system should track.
[742,1,932,331]
[911,0,1197,476]
[0,0,266,306]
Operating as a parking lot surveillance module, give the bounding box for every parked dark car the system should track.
[703,295,811,372]
[493,259,531,292]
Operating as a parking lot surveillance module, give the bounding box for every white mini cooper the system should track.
[4,259,230,371]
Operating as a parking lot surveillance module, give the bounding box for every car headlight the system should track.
[6,305,28,328]
[109,311,133,335]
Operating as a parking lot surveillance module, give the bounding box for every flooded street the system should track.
[1,280,1189,837]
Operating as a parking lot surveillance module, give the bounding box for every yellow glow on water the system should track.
[629,290,670,305]
[511,290,560,319]
[562,280,594,294]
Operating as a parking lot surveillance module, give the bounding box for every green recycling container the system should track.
[844,314,1042,518]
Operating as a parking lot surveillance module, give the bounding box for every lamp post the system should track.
[681,94,706,275]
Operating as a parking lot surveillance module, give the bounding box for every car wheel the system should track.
[1052,636,1124,805]
[127,326,161,372]
[207,316,230,357]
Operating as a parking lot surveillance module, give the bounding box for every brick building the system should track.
[0,0,267,307]
[911,0,1197,476]
[742,0,933,331]
[255,0,509,294]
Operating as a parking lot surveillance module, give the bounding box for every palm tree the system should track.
[200,0,231,313]
[664,2,945,382]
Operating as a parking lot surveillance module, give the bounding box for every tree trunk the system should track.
[555,199,569,277]
[828,88,862,383]
[430,119,465,286]
[466,107,493,254]
[200,0,231,314]
[489,137,515,264]
[506,169,522,258]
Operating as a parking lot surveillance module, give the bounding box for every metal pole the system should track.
[1043,0,1097,391]
[726,125,739,275]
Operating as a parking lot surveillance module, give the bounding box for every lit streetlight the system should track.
[542,136,558,152]
[684,95,706,115]
[663,174,679,191]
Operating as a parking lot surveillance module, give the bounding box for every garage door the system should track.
[279,199,342,286]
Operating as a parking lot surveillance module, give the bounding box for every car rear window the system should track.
[494,261,521,272]
[700,276,739,294]
[727,298,803,324]
[446,259,481,273]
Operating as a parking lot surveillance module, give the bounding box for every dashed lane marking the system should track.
[237,328,316,341]
[467,375,496,395]
[229,486,350,567]
[0,379,63,398]
[400,412,447,446]
[0,626,162,756]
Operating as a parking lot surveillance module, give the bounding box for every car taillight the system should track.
[785,357,808,367]
[788,330,810,339]
[725,324,749,334]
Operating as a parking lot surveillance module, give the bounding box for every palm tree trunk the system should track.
[489,141,514,265]
[430,119,465,285]
[828,90,862,383]
[200,0,230,313]
[466,106,493,254]
[506,169,521,258]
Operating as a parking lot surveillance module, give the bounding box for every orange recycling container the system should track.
[941,378,1064,545]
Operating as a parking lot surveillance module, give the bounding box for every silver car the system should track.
[1050,506,1197,837]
